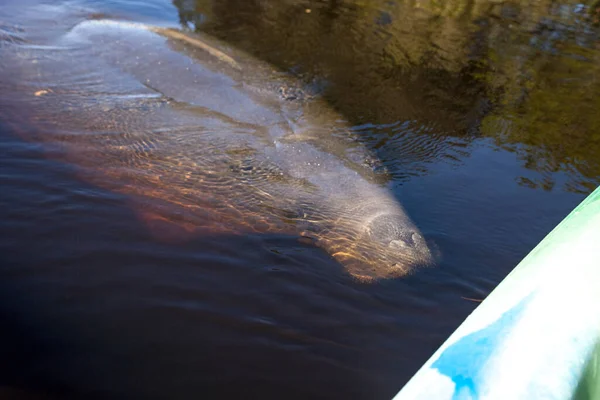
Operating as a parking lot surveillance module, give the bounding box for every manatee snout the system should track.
[366,214,432,265]
[305,212,434,281]
[367,214,422,246]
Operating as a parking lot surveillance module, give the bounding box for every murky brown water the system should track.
[0,0,598,399]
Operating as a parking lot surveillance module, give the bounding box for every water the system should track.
[0,0,598,399]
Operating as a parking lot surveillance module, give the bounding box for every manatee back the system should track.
[0,17,328,238]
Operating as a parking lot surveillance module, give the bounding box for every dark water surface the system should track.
[0,0,599,399]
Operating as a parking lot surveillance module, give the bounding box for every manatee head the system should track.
[311,211,435,282]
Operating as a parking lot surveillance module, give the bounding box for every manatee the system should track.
[0,12,434,281]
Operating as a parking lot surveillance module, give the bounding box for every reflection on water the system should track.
[177,0,600,193]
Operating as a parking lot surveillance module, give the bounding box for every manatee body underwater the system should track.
[0,11,434,281]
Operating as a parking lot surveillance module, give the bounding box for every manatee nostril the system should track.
[387,230,417,248]
[399,231,416,247]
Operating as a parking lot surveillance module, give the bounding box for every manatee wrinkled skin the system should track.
[0,13,434,281]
